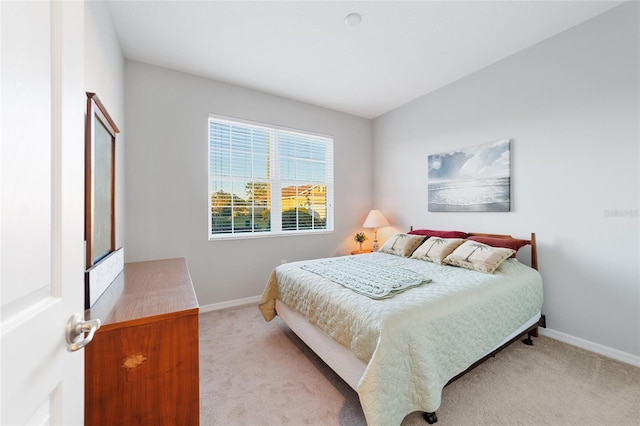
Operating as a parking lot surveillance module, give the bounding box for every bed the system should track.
[259,230,543,425]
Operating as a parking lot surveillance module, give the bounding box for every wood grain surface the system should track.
[85,258,199,425]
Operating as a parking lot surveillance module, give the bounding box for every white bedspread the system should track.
[259,252,543,425]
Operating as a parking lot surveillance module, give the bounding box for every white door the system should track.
[1,1,87,424]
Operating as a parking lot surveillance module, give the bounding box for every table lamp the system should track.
[363,209,390,251]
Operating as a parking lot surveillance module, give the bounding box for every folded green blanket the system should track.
[301,256,431,299]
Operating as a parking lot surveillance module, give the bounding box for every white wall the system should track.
[85,1,126,250]
[373,2,639,358]
[124,61,372,305]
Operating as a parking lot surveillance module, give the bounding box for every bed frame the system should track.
[274,231,541,424]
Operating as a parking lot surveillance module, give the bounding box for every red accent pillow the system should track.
[467,236,528,257]
[408,229,469,239]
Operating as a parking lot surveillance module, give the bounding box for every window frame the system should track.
[208,114,334,240]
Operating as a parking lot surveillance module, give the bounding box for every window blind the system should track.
[208,115,333,239]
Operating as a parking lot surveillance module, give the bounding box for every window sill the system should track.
[208,229,334,241]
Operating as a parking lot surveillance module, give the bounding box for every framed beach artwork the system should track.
[428,139,511,212]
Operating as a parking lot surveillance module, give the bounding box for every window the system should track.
[208,115,334,239]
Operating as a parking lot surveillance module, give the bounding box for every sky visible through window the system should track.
[209,117,333,237]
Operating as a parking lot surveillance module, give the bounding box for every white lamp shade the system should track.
[362,209,390,228]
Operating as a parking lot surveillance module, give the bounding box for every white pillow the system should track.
[411,237,465,264]
[444,240,515,273]
[379,233,425,257]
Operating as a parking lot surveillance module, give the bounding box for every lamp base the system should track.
[372,240,379,252]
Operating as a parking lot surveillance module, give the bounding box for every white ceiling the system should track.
[108,1,623,119]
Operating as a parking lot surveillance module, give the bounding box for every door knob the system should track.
[65,313,101,352]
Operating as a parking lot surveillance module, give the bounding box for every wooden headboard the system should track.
[468,232,537,270]
[409,227,538,270]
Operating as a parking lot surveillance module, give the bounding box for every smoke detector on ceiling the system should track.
[345,13,362,27]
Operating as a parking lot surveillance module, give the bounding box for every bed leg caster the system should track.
[522,332,534,346]
[424,412,438,424]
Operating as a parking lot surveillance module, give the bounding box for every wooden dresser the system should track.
[84,258,199,425]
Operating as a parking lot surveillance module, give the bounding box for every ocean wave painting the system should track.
[428,140,511,212]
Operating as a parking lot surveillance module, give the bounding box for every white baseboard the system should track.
[199,295,262,313]
[539,328,640,368]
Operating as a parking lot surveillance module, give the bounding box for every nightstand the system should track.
[351,249,373,255]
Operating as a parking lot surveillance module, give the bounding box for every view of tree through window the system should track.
[209,116,333,238]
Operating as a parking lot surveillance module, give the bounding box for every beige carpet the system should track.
[199,305,640,426]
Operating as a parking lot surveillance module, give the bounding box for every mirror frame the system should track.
[85,92,119,270]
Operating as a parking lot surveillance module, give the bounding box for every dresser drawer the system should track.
[85,258,199,425]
